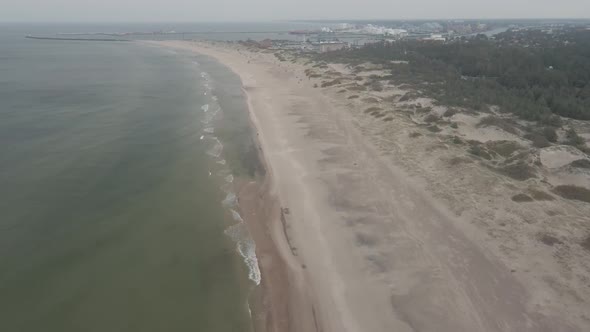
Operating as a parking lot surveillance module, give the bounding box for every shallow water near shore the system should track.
[0,26,259,331]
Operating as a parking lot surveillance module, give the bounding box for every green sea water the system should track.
[0,25,258,332]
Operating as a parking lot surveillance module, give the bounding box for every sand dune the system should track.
[152,40,589,332]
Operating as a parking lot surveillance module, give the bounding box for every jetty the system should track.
[25,35,130,42]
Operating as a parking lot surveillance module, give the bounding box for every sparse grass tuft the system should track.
[409,132,422,138]
[426,125,442,133]
[570,159,590,168]
[485,141,522,158]
[468,143,493,160]
[451,136,463,144]
[364,107,382,114]
[423,114,440,123]
[553,185,590,203]
[347,95,359,99]
[321,79,342,88]
[477,115,518,135]
[530,134,551,148]
[347,85,366,92]
[539,234,562,246]
[362,97,380,103]
[497,161,536,181]
[512,193,534,202]
[399,93,413,102]
[528,189,555,201]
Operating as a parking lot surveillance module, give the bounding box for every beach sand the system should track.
[151,40,590,332]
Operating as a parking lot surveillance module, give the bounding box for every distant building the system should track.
[422,34,446,42]
[318,42,347,53]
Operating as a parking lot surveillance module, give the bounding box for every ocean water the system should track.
[0,25,262,331]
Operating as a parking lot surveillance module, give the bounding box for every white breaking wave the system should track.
[206,137,223,158]
[201,104,209,112]
[224,221,261,285]
[222,192,237,208]
[225,174,234,183]
[230,209,243,222]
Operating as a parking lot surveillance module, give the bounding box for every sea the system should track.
[0,22,318,332]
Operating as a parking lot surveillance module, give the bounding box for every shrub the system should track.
[443,108,458,117]
[565,128,586,147]
[539,114,563,127]
[370,80,384,91]
[399,93,412,102]
[347,95,359,99]
[542,127,558,142]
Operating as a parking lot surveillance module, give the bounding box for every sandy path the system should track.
[152,41,578,332]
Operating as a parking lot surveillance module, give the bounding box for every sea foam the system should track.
[224,221,261,285]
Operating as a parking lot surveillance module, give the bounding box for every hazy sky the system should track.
[1,0,589,22]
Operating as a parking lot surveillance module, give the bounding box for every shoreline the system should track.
[232,59,318,332]
[150,39,590,332]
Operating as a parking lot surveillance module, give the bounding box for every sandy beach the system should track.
[152,40,590,332]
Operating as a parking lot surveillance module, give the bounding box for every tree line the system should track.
[320,28,590,121]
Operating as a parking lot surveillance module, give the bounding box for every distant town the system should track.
[241,19,590,53]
